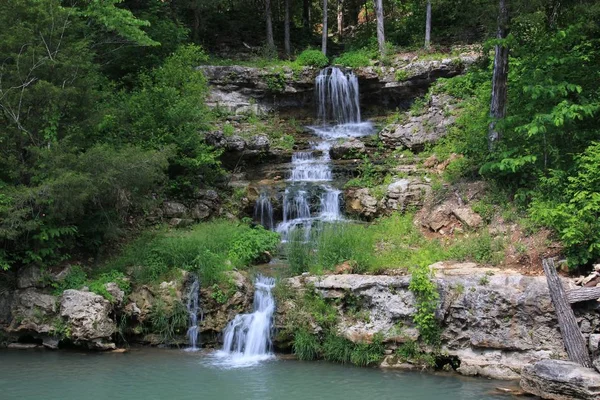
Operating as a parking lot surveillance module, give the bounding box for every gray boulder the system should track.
[225,135,246,152]
[8,288,58,335]
[163,201,188,218]
[60,289,116,350]
[247,135,270,151]
[17,265,44,289]
[330,139,366,160]
[379,94,456,151]
[204,130,226,147]
[520,360,600,400]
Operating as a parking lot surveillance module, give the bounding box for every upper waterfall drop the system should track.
[316,67,362,124]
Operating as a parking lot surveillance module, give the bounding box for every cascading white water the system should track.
[275,67,374,240]
[216,275,276,366]
[254,192,274,230]
[185,276,201,351]
[316,67,362,124]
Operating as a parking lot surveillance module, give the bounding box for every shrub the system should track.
[111,220,280,285]
[295,49,329,68]
[293,328,321,360]
[333,50,371,68]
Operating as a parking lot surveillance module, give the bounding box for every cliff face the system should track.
[278,263,600,380]
[197,56,475,117]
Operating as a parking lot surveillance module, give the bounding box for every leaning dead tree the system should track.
[543,258,593,368]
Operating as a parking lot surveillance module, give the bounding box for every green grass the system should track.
[109,220,280,285]
[285,212,506,276]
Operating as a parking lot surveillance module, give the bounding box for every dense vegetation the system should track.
[0,0,599,284]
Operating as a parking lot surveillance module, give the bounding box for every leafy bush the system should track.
[148,299,188,344]
[530,142,600,267]
[333,50,371,68]
[295,49,329,68]
[111,220,280,285]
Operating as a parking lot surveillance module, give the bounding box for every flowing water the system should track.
[185,276,201,351]
[253,192,274,230]
[0,349,513,400]
[216,275,276,367]
[271,67,375,241]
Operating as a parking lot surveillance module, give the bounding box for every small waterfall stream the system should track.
[185,276,202,351]
[254,192,274,230]
[216,275,276,366]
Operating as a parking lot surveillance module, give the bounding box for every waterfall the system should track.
[217,275,276,366]
[185,276,202,351]
[316,67,361,124]
[274,67,374,241]
[254,192,274,230]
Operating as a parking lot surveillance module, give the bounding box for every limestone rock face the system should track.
[280,265,586,380]
[8,288,58,335]
[248,135,270,151]
[329,139,366,160]
[520,360,600,400]
[60,289,116,350]
[17,265,44,289]
[344,178,430,220]
[379,94,456,151]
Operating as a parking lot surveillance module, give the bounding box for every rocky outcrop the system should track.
[200,57,475,116]
[199,65,317,115]
[330,139,366,160]
[161,190,221,225]
[60,290,116,350]
[7,288,58,336]
[520,360,600,399]
[379,94,457,151]
[345,178,431,220]
[280,264,597,380]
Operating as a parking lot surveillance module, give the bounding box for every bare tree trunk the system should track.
[567,287,600,304]
[284,0,291,57]
[543,259,593,368]
[424,0,432,49]
[488,0,509,151]
[303,0,310,32]
[322,0,328,55]
[265,0,276,50]
[337,0,344,39]
[374,0,385,58]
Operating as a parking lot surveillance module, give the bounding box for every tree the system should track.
[322,0,328,55]
[284,0,291,57]
[303,0,311,32]
[374,0,385,57]
[265,0,275,51]
[488,0,510,151]
[337,0,344,39]
[425,0,432,49]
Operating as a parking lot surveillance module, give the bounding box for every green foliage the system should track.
[530,142,600,267]
[53,265,130,302]
[293,328,321,361]
[265,72,286,93]
[111,220,279,285]
[295,49,329,68]
[148,299,188,344]
[395,341,436,368]
[333,50,372,68]
[409,265,440,345]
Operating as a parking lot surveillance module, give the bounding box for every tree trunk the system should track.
[424,0,432,49]
[374,0,385,58]
[488,0,509,151]
[337,0,344,39]
[284,0,291,57]
[567,287,600,304]
[322,0,328,55]
[542,259,593,368]
[265,0,275,50]
[303,0,310,32]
